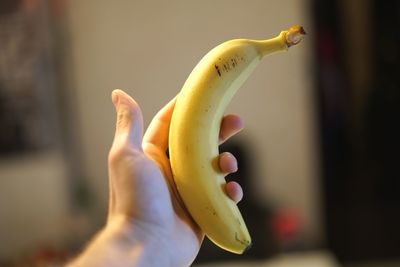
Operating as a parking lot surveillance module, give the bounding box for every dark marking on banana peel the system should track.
[214,64,221,76]
[231,58,237,67]
[235,232,251,247]
[219,58,239,74]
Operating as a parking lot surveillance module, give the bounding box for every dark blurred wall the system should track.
[313,0,400,263]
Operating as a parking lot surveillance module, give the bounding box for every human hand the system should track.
[68,89,244,267]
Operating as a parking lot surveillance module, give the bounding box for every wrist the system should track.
[105,215,173,266]
[68,215,173,267]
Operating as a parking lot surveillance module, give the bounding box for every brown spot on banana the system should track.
[235,232,251,246]
[214,64,221,76]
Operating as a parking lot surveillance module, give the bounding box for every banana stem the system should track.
[258,25,306,56]
[285,25,306,47]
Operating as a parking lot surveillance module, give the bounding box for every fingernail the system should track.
[236,117,244,130]
[227,153,238,172]
[112,90,119,106]
[232,159,238,172]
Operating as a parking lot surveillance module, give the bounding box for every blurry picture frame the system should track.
[0,0,60,154]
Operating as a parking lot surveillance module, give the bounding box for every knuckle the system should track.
[108,144,130,167]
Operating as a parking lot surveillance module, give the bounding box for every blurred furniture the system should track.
[313,0,400,263]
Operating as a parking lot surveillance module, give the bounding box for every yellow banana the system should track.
[169,26,305,254]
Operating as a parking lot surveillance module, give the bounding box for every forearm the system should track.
[66,217,172,267]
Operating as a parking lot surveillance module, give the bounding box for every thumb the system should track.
[111,89,144,150]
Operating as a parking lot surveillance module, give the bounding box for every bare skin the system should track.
[68,89,244,267]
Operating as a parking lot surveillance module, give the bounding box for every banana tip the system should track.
[243,241,253,253]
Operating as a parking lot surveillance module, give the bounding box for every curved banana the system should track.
[169,26,305,254]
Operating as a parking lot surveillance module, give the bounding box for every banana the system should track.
[169,26,305,254]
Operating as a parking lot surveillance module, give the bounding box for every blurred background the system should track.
[0,0,399,266]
